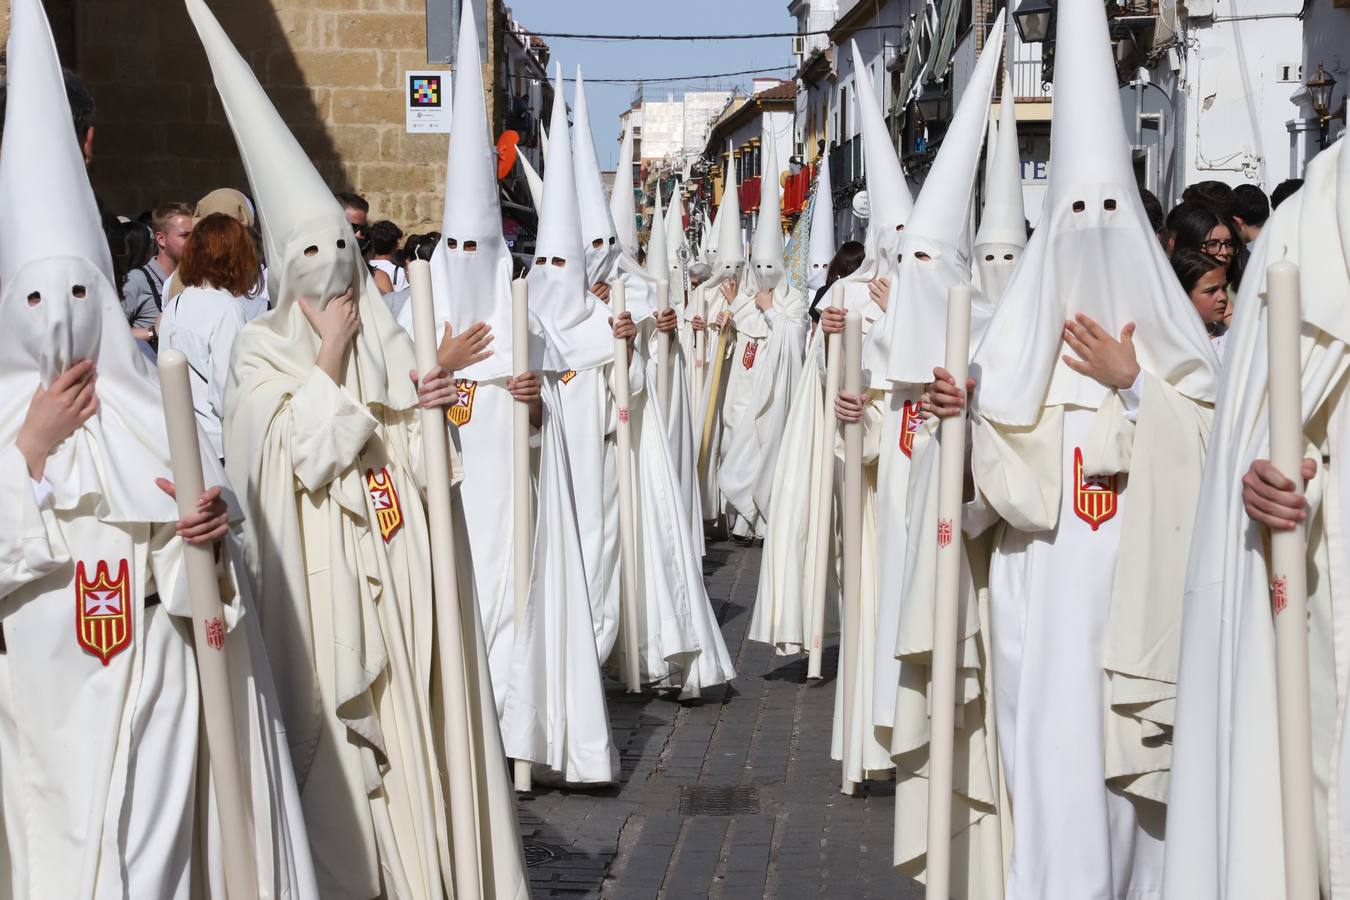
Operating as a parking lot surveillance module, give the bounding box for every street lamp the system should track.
[1013,0,1054,44]
[1307,62,1345,147]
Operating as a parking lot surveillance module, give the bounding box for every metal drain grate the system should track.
[677,785,760,816]
[523,839,566,867]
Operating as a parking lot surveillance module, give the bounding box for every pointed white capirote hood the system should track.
[973,69,1029,302]
[518,150,545,211]
[881,11,1004,385]
[666,185,689,273]
[807,153,836,291]
[610,121,639,257]
[849,39,914,280]
[189,0,416,409]
[571,68,621,284]
[527,65,613,372]
[708,142,744,286]
[0,0,218,523]
[748,124,786,292]
[971,0,1217,425]
[645,186,669,279]
[416,0,532,380]
[698,208,716,264]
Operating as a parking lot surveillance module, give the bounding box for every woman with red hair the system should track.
[157,212,261,461]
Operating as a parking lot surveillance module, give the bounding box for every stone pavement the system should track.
[515,541,924,900]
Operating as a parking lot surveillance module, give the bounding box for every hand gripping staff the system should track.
[158,349,260,900]
[925,284,972,900]
[1266,261,1318,898]
[408,259,484,898]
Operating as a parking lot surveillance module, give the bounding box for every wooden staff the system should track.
[657,278,672,419]
[1266,260,1318,898]
[698,313,733,476]
[612,279,643,693]
[839,310,864,795]
[511,278,534,793]
[692,282,706,415]
[407,260,483,897]
[157,350,259,900]
[924,283,973,899]
[808,282,845,679]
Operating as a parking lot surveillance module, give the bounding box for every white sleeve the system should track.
[1119,371,1145,423]
[209,304,247,430]
[290,368,380,493]
[0,446,69,600]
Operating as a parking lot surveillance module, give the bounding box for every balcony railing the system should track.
[993,32,1052,103]
[828,135,864,190]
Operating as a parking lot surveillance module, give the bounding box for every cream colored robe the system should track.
[225,360,527,900]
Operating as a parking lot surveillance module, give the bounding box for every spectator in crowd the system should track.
[336,190,371,255]
[1139,188,1168,246]
[1182,179,1235,216]
[1229,183,1270,244]
[1171,248,1229,352]
[1271,177,1303,210]
[808,240,865,322]
[0,67,95,164]
[106,219,154,298]
[368,219,408,294]
[166,186,270,317]
[402,231,441,263]
[1169,201,1246,291]
[156,213,258,461]
[121,201,193,345]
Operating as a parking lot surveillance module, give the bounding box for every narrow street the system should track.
[517,542,922,900]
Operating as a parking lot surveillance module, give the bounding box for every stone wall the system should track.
[3,0,480,233]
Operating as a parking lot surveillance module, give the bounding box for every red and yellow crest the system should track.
[742,341,758,370]
[1073,447,1118,531]
[366,467,404,542]
[447,379,477,427]
[560,370,577,385]
[899,400,923,458]
[75,559,132,666]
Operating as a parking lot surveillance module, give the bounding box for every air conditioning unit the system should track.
[792,35,807,57]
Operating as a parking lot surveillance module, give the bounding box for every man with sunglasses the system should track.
[335,190,371,256]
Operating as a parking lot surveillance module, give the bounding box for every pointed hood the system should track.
[880,11,1004,386]
[645,186,669,279]
[571,68,621,285]
[409,0,542,380]
[527,65,613,372]
[748,125,786,292]
[517,150,545,212]
[698,207,716,265]
[849,40,914,280]
[0,0,218,523]
[664,186,689,288]
[807,153,836,291]
[971,0,1217,425]
[610,122,640,257]
[189,0,415,410]
[973,68,1029,302]
[708,143,744,287]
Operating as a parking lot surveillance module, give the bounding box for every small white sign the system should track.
[406,70,450,134]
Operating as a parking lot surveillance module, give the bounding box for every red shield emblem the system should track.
[75,559,133,666]
[366,467,404,542]
[937,518,953,549]
[1271,576,1288,615]
[900,400,922,458]
[447,379,477,427]
[742,341,758,369]
[1073,447,1118,531]
[205,617,225,651]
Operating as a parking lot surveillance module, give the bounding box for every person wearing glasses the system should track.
[1169,200,1247,328]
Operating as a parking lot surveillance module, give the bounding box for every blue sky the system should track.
[504,0,797,168]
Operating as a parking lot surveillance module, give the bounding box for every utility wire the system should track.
[529,23,900,42]
[542,65,794,85]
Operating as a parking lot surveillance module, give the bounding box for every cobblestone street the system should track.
[516,542,923,899]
